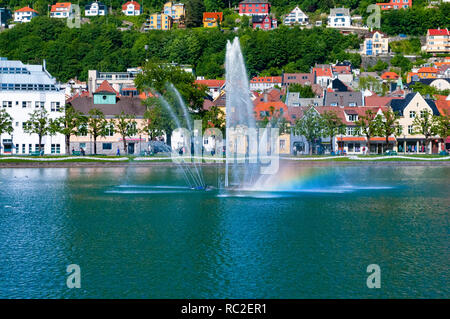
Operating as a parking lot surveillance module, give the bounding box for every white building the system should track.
[14,6,39,23]
[122,1,141,16]
[283,6,308,26]
[0,58,66,155]
[85,2,107,16]
[50,2,74,19]
[327,7,351,28]
[249,76,282,91]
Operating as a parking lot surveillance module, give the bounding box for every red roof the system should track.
[435,96,450,117]
[203,12,223,22]
[195,79,225,88]
[250,76,282,84]
[417,67,438,74]
[254,101,289,121]
[428,29,449,36]
[95,80,119,95]
[51,2,72,12]
[313,67,332,77]
[381,72,399,80]
[364,95,401,107]
[15,6,38,13]
[122,1,140,11]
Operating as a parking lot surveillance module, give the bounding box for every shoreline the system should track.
[1,160,450,168]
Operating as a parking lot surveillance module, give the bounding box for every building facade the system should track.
[239,0,270,16]
[426,29,450,54]
[68,81,148,155]
[85,1,107,16]
[145,13,173,30]
[163,2,185,22]
[376,0,412,10]
[203,12,222,28]
[50,2,73,18]
[252,15,277,30]
[14,7,38,23]
[327,7,351,28]
[362,31,389,56]
[122,1,141,16]
[250,76,282,91]
[283,6,308,26]
[390,92,442,154]
[0,58,65,155]
[87,68,141,94]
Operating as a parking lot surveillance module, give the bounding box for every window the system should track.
[420,110,426,118]
[409,111,416,118]
[408,125,413,134]
[51,102,60,112]
[355,143,361,152]
[22,101,31,108]
[35,101,45,108]
[22,144,26,154]
[348,143,354,152]
[51,144,61,154]
[348,114,358,122]
[102,143,112,150]
[28,144,32,153]
[279,139,286,150]
[2,101,10,107]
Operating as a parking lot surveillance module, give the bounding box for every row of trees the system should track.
[293,108,450,155]
[0,107,141,155]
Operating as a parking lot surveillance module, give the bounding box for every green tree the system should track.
[321,110,346,153]
[434,112,449,148]
[24,109,50,154]
[141,98,173,141]
[115,112,137,154]
[202,106,225,135]
[289,84,316,98]
[0,109,13,154]
[412,109,438,154]
[87,108,108,155]
[375,110,402,152]
[294,107,323,155]
[355,109,378,154]
[185,0,206,28]
[58,105,86,155]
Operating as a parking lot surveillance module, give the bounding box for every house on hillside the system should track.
[122,1,141,16]
[163,2,185,22]
[376,0,412,10]
[50,2,74,19]
[239,0,271,16]
[426,28,450,54]
[313,66,333,87]
[361,31,389,56]
[252,15,277,30]
[144,13,172,30]
[283,6,308,26]
[327,7,351,28]
[203,12,223,28]
[14,7,38,23]
[85,1,107,16]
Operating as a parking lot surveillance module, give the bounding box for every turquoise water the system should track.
[0,164,448,298]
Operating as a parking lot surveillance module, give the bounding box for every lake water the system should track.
[0,163,448,298]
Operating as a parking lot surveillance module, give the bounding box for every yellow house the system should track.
[203,12,223,28]
[145,13,172,30]
[163,2,185,22]
[391,92,442,154]
[361,31,389,56]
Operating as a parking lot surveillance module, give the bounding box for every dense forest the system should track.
[0,16,361,82]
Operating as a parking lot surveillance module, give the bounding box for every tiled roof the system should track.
[95,80,119,95]
[313,67,332,77]
[69,96,146,117]
[250,76,282,83]
[428,29,449,36]
[435,96,450,117]
[122,1,140,10]
[254,101,289,120]
[195,79,225,88]
[51,2,72,11]
[324,91,363,107]
[418,67,438,73]
[203,12,223,22]
[364,95,401,107]
[381,72,399,80]
[15,6,38,13]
